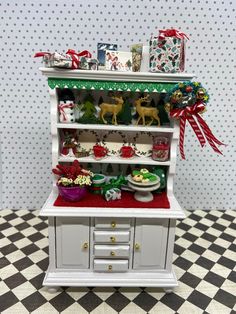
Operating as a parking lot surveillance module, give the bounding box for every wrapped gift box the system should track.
[149,29,188,73]
[79,56,98,70]
[34,50,98,70]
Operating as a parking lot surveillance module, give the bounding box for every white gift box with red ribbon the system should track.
[34,50,98,70]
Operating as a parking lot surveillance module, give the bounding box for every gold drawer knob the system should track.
[110,251,115,256]
[135,243,140,250]
[110,236,116,243]
[108,265,113,271]
[83,242,89,249]
[111,221,116,228]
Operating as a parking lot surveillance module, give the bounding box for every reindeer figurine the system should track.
[134,95,161,126]
[99,96,124,125]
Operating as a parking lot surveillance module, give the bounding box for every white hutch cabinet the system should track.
[39,68,194,292]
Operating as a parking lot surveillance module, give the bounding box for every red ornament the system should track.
[185,86,193,93]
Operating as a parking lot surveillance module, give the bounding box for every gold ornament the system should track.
[171,89,183,103]
[196,88,205,100]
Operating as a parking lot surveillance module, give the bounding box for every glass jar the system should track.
[152,137,169,161]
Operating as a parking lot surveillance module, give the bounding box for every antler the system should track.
[140,95,150,102]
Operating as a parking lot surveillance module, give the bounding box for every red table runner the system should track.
[54,191,170,209]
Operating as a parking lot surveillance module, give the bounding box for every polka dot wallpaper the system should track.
[0,0,235,210]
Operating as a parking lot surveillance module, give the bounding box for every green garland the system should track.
[48,78,175,93]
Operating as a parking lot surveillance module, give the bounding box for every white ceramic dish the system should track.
[78,130,99,153]
[133,132,154,157]
[103,130,127,156]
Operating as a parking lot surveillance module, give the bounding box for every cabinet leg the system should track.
[47,286,59,293]
[164,287,174,294]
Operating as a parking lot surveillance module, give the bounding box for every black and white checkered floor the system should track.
[0,209,235,313]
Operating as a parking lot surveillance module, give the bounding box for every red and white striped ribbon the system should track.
[170,102,225,159]
[195,113,225,155]
[179,118,186,159]
[58,103,74,121]
[66,49,92,69]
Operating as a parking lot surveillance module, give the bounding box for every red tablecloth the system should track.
[54,191,170,209]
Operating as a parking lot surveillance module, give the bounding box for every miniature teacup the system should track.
[120,146,135,158]
[93,144,108,159]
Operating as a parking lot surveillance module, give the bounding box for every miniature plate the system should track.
[77,130,100,153]
[91,154,108,161]
[127,174,160,187]
[133,132,154,157]
[118,154,136,160]
[103,130,127,156]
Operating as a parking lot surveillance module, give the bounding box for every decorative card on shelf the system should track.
[97,43,118,66]
[130,43,143,72]
[149,29,189,73]
[105,50,132,72]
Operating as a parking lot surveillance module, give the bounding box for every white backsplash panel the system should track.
[0,0,235,210]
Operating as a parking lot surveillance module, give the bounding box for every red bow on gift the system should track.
[170,102,225,159]
[159,29,189,40]
[66,49,92,69]
[34,52,52,58]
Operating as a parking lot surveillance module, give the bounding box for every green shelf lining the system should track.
[48,78,176,93]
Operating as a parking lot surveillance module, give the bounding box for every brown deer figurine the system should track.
[99,96,124,125]
[134,95,161,126]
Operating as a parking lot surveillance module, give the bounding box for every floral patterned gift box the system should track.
[149,29,189,73]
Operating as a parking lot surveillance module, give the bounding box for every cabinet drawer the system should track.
[94,259,129,272]
[95,218,131,229]
[94,245,130,258]
[94,230,130,243]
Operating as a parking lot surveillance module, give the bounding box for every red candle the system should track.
[152,137,169,161]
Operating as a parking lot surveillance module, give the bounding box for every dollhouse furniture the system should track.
[39,68,194,293]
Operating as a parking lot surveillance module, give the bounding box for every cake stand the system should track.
[127,175,160,202]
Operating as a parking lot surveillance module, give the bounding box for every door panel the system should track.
[133,218,169,270]
[56,217,90,269]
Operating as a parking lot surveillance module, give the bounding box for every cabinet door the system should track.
[133,218,168,270]
[56,217,90,269]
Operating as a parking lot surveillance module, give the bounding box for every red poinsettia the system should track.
[52,160,90,180]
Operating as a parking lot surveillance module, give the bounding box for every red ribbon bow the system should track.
[170,102,225,159]
[34,52,52,58]
[58,103,75,121]
[66,49,92,69]
[159,29,189,40]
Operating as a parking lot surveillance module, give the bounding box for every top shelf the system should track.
[57,123,177,134]
[40,67,195,83]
